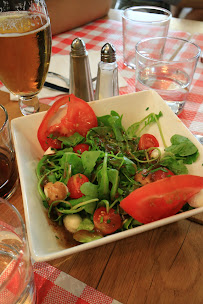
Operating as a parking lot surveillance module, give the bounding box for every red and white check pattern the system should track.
[49,19,202,135]
[34,262,121,304]
[1,19,202,304]
[179,33,203,135]
[34,22,202,301]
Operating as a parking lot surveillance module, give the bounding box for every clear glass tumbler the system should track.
[135,37,201,115]
[0,198,36,304]
[0,105,19,199]
[122,6,171,69]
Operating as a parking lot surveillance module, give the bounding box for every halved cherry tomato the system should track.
[37,94,98,151]
[120,175,203,224]
[138,134,159,155]
[73,143,89,154]
[152,168,174,182]
[93,207,122,235]
[67,173,89,199]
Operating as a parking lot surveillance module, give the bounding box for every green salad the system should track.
[36,110,199,243]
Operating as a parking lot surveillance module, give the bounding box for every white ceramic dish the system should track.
[11,90,203,262]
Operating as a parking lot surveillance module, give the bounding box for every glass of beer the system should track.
[0,0,52,115]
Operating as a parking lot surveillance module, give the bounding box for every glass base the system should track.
[165,100,185,116]
[19,96,39,116]
[15,269,37,304]
[123,56,136,69]
[3,176,19,200]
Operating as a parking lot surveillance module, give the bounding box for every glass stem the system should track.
[19,96,39,116]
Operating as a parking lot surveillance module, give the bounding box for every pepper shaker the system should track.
[95,43,119,100]
[69,38,94,102]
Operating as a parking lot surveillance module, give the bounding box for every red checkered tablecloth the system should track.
[1,19,202,304]
[34,262,121,304]
[32,20,202,302]
[49,19,203,136]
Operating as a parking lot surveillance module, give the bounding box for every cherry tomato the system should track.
[37,94,98,151]
[138,134,159,155]
[73,143,89,154]
[120,175,203,224]
[67,173,89,199]
[152,168,174,182]
[93,207,122,235]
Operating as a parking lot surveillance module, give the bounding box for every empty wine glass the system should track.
[0,0,52,115]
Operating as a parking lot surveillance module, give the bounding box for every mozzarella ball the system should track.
[63,214,82,234]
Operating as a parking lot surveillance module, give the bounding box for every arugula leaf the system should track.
[80,182,98,198]
[108,168,119,201]
[123,217,142,230]
[68,195,97,207]
[165,135,198,156]
[98,111,124,141]
[97,152,109,200]
[108,111,124,141]
[160,155,188,175]
[58,132,84,147]
[86,127,115,151]
[183,151,199,164]
[88,126,113,138]
[97,114,112,126]
[60,152,84,175]
[73,230,103,243]
[77,218,94,231]
[122,156,137,176]
[84,201,97,214]
[81,151,103,177]
[127,112,163,138]
[165,135,198,164]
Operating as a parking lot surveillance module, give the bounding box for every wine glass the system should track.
[0,0,52,115]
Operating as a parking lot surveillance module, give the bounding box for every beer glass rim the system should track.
[122,6,172,24]
[135,36,201,63]
[0,198,27,292]
[0,104,8,133]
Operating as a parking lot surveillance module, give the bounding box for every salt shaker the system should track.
[69,38,94,102]
[95,43,119,100]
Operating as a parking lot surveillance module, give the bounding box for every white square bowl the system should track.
[11,90,203,262]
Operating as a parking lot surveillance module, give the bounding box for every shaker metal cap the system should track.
[101,43,116,63]
[71,37,87,56]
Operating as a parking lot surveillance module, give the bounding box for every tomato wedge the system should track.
[93,207,122,235]
[37,94,98,151]
[120,175,203,224]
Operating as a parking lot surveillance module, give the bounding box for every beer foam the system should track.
[0,11,50,37]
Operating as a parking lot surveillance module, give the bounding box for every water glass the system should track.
[0,105,18,199]
[135,37,201,115]
[0,198,36,303]
[122,6,171,69]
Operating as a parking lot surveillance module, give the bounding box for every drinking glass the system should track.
[0,198,36,303]
[0,0,52,115]
[0,105,18,199]
[135,37,201,115]
[122,6,171,69]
